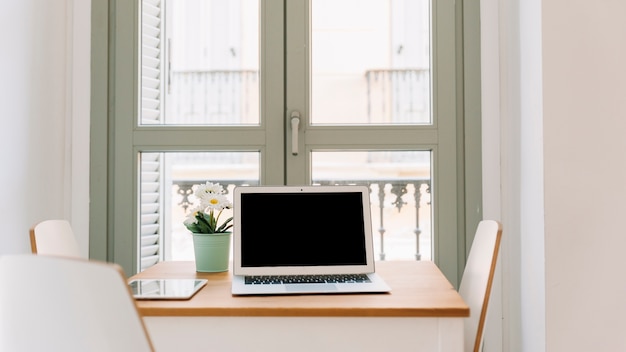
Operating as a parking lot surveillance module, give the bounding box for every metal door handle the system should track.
[290,111,301,155]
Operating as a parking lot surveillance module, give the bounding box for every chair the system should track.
[458,220,503,352]
[29,219,81,257]
[0,254,155,352]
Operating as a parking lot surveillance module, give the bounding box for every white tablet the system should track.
[128,278,207,300]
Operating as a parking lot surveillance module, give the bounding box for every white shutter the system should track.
[140,153,162,271]
[140,0,164,271]
[141,0,163,124]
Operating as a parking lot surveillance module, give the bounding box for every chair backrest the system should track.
[29,219,81,258]
[0,254,155,352]
[458,220,502,352]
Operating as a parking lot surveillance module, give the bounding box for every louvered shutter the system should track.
[141,0,162,124]
[139,0,164,271]
[140,153,162,271]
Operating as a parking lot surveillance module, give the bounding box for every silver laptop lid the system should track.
[233,185,376,276]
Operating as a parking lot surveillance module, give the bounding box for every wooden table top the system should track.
[130,260,469,318]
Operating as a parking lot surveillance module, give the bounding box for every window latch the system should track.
[290,111,301,155]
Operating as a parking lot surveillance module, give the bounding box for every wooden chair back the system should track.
[458,220,502,352]
[0,254,155,351]
[29,219,81,258]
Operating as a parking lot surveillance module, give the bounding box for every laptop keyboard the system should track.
[244,274,371,285]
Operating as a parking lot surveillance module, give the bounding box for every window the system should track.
[91,0,482,286]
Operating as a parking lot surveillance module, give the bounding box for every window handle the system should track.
[290,111,301,155]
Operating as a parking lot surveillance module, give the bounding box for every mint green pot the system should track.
[191,232,232,272]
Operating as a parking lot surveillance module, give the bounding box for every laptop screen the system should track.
[233,185,376,276]
[240,192,367,267]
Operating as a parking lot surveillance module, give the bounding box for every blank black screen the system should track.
[239,192,368,267]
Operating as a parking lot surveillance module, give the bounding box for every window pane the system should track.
[311,151,432,260]
[311,0,431,125]
[140,151,259,268]
[141,0,260,126]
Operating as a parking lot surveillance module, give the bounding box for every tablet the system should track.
[128,278,208,300]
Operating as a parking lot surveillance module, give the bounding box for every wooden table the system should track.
[131,261,468,352]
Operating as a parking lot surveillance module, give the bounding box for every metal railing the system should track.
[166,68,430,125]
[365,68,431,124]
[167,70,259,124]
[173,178,431,261]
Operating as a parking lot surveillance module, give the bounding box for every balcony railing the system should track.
[166,68,429,125]
[365,68,431,124]
[167,70,259,124]
[173,178,431,261]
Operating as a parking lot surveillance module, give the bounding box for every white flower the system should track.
[195,181,225,200]
[183,205,204,225]
[202,193,232,211]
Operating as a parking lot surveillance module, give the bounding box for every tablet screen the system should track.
[129,279,207,300]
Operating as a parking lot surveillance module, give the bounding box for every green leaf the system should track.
[216,216,233,232]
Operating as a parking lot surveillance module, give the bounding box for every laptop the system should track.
[231,185,391,295]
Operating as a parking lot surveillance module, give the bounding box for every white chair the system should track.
[458,220,503,352]
[0,254,155,352]
[29,219,81,257]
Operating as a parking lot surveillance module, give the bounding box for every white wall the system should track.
[519,0,546,351]
[480,0,509,349]
[0,0,90,257]
[482,0,626,351]
[542,1,626,350]
[494,0,547,351]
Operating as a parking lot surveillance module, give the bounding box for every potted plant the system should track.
[183,181,233,272]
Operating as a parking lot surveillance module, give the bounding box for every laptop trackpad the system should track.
[286,284,338,292]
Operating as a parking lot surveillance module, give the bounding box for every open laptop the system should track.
[231,185,391,295]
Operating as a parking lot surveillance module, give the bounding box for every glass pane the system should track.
[140,151,260,266]
[311,0,431,125]
[311,151,432,260]
[142,0,260,125]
